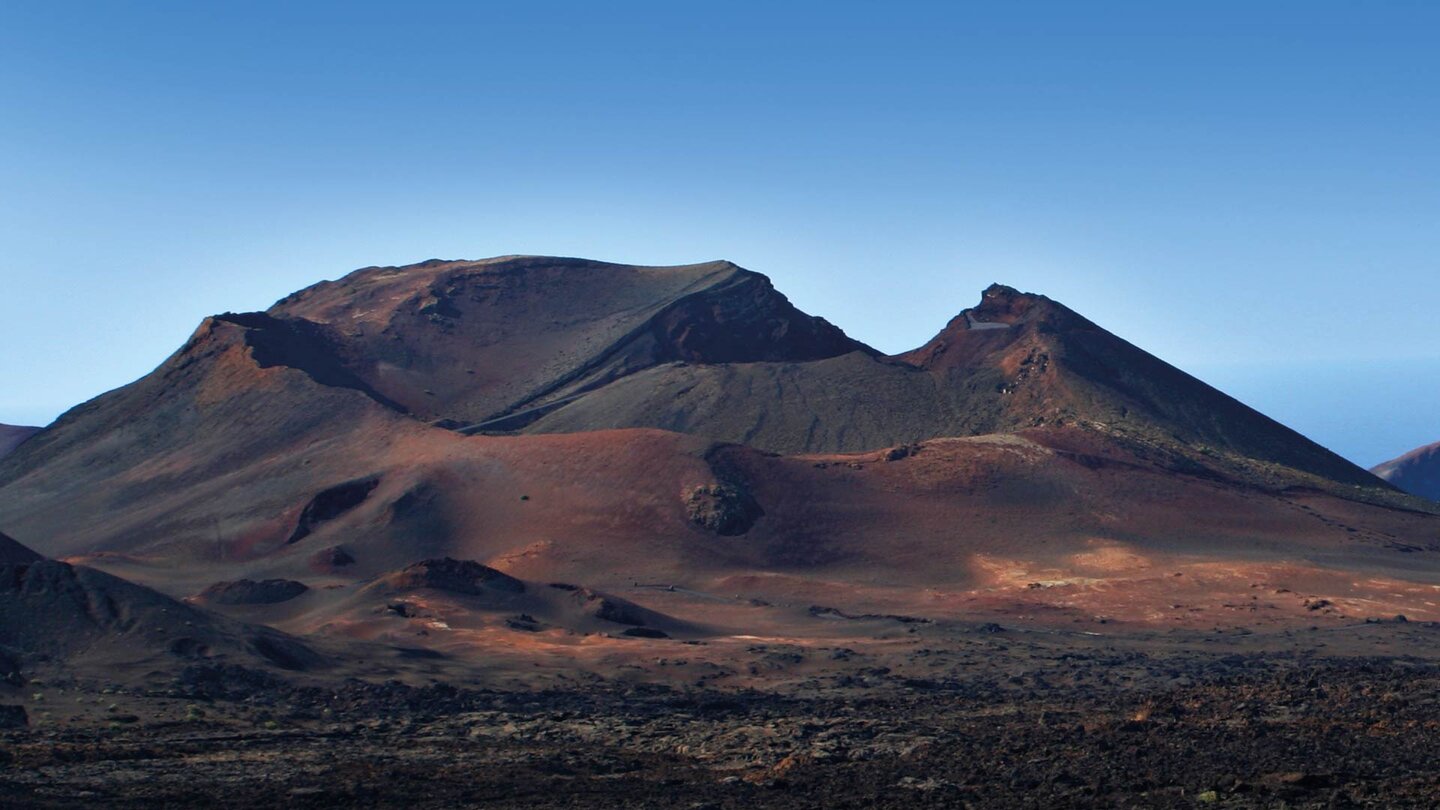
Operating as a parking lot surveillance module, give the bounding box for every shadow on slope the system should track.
[0,533,326,680]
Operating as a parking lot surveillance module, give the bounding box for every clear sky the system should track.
[1,1,1436,466]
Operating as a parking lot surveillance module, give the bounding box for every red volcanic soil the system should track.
[15,422,1440,670]
[1373,440,1440,501]
[0,256,1437,686]
[0,424,38,459]
[9,258,1440,808]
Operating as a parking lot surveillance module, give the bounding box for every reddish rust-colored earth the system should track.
[3,257,1440,806]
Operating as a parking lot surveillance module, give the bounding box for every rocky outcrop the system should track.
[643,271,865,365]
[386,558,526,595]
[561,586,655,627]
[308,545,356,572]
[211,312,408,412]
[685,483,764,536]
[288,476,381,544]
[897,283,1091,372]
[199,579,309,605]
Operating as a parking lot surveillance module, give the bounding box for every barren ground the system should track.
[7,621,1440,808]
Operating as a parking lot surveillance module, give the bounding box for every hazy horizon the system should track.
[3,1,1436,467]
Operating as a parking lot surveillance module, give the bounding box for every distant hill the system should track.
[1373,441,1440,501]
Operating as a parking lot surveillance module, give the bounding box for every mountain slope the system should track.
[0,533,325,677]
[0,256,1429,652]
[521,283,1384,490]
[0,257,867,561]
[1,259,1382,500]
[0,257,1407,571]
[0,424,39,460]
[266,256,869,425]
[1373,441,1440,501]
[9,424,1440,651]
[0,311,414,560]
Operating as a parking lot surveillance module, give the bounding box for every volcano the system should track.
[0,256,1435,673]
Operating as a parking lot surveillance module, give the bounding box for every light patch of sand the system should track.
[489,540,558,573]
[1067,540,1153,574]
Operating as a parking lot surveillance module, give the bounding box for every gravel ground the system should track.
[5,647,1440,808]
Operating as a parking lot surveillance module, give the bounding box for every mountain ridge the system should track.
[504,271,1388,492]
[262,256,869,426]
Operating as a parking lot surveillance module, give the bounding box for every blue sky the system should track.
[1,1,1436,466]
